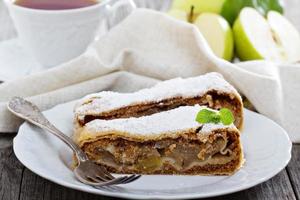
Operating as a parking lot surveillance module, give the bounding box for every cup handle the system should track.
[105,0,136,30]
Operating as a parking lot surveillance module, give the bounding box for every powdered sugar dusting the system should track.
[84,105,236,137]
[75,72,240,119]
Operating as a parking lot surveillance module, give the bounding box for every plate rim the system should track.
[13,107,292,199]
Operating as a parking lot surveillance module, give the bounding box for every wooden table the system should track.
[1,0,300,199]
[0,133,299,200]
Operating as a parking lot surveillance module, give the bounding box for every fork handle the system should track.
[7,97,88,162]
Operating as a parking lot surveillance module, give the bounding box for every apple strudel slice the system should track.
[74,105,244,175]
[74,72,243,130]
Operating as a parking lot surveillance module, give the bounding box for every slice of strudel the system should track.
[74,105,244,175]
[74,72,243,130]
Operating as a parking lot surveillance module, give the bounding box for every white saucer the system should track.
[0,38,43,81]
[14,101,291,199]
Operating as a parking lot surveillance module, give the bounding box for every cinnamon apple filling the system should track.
[82,132,237,174]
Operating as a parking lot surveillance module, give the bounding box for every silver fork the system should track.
[7,97,141,187]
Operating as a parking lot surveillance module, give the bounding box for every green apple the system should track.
[194,13,234,61]
[233,7,283,61]
[167,9,188,22]
[267,11,300,62]
[171,0,226,17]
[171,0,193,13]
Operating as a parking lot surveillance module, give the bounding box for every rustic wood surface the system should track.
[0,133,298,200]
[1,0,300,199]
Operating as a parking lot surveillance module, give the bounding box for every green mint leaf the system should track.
[195,109,218,124]
[210,113,221,124]
[195,108,235,125]
[219,108,234,125]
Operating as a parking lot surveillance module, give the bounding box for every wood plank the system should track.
[0,134,24,200]
[19,165,296,200]
[286,144,300,200]
[1,134,297,200]
[205,169,296,200]
[19,168,45,200]
[20,168,112,200]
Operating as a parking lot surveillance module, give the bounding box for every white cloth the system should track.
[1,9,300,143]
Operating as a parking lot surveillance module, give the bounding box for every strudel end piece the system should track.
[74,105,244,175]
[74,72,243,130]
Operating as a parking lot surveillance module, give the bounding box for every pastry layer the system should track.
[74,72,243,130]
[74,105,244,175]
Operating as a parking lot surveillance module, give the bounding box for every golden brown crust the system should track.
[78,90,243,130]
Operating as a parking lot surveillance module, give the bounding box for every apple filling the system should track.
[82,132,236,174]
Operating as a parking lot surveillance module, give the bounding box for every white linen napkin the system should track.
[0,9,299,143]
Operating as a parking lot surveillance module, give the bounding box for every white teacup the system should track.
[4,0,136,67]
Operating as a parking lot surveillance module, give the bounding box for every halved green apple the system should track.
[194,13,234,61]
[267,11,300,62]
[233,7,283,61]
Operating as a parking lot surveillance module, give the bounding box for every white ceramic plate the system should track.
[14,101,292,199]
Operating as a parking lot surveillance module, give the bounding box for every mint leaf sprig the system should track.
[195,108,234,125]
